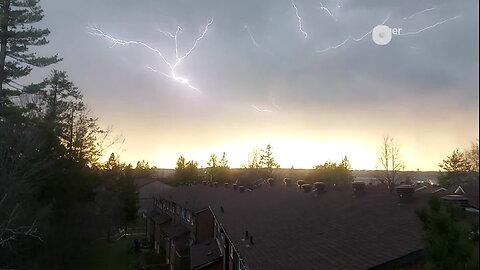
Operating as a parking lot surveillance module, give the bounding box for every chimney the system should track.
[239,186,245,192]
[284,178,292,187]
[224,183,229,188]
[233,183,238,190]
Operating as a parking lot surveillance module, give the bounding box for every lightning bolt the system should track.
[88,18,213,92]
[316,16,389,54]
[319,1,336,21]
[399,15,460,36]
[403,7,436,20]
[316,32,370,53]
[252,105,273,113]
[244,25,260,48]
[292,2,308,40]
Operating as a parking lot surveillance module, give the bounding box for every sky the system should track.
[26,0,479,170]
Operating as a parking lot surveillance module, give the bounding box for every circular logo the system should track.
[372,25,392,45]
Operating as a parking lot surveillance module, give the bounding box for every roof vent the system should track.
[313,182,325,193]
[284,178,292,187]
[441,194,470,208]
[224,183,229,188]
[301,184,312,193]
[239,186,245,192]
[352,181,366,194]
[396,185,415,198]
[233,184,238,190]
[267,178,275,186]
[296,180,306,191]
[242,230,249,241]
[246,236,254,247]
[202,181,207,185]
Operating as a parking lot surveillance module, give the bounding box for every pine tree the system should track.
[416,196,479,269]
[438,149,469,188]
[219,152,228,168]
[259,144,280,178]
[207,154,218,168]
[0,0,60,95]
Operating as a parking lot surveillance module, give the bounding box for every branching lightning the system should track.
[292,2,308,40]
[399,15,460,36]
[319,1,336,21]
[252,105,273,113]
[244,25,260,48]
[316,16,389,54]
[403,7,436,20]
[88,18,214,92]
[316,32,370,53]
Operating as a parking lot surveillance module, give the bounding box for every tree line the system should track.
[172,137,479,190]
[172,143,354,188]
[0,1,143,268]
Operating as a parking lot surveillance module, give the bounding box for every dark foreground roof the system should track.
[156,182,477,270]
[152,213,171,224]
[190,239,223,269]
[211,185,428,270]
[157,184,240,213]
[163,223,190,239]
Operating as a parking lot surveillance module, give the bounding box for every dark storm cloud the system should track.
[38,0,477,106]
[26,0,477,169]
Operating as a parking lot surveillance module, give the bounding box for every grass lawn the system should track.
[85,237,138,270]
[74,219,165,270]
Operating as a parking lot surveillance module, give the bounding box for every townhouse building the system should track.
[146,180,478,270]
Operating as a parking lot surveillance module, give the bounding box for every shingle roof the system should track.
[163,223,190,239]
[156,182,478,269]
[190,239,223,269]
[152,213,171,224]
[134,177,168,188]
[157,184,238,213]
[210,185,428,270]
